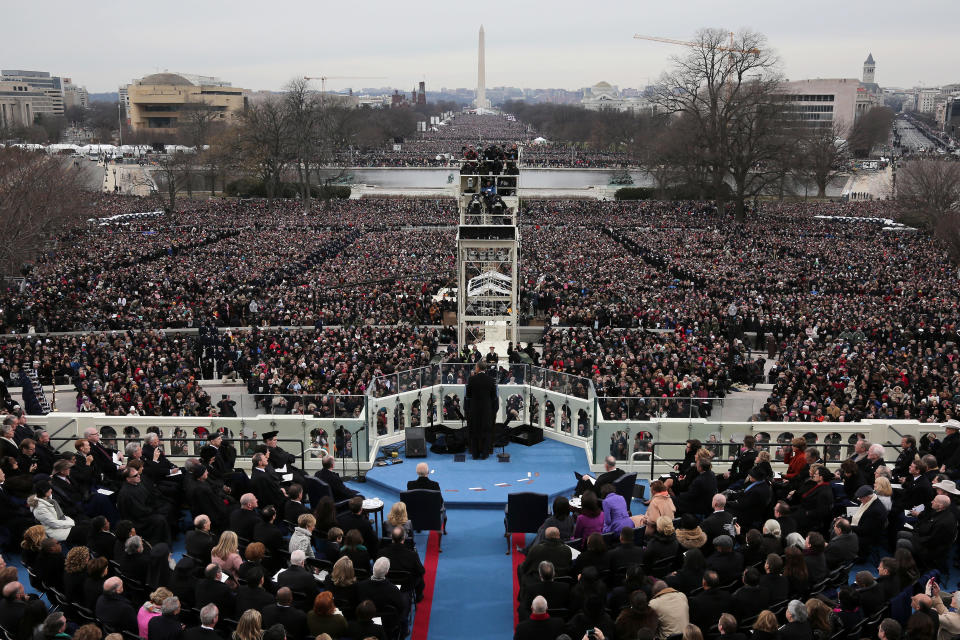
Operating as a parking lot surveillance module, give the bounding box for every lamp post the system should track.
[117,102,123,147]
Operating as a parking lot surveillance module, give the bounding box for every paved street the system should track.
[895,118,937,153]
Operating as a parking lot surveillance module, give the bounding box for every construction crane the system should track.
[304,76,388,95]
[633,33,761,55]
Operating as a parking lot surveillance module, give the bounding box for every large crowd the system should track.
[334,113,636,168]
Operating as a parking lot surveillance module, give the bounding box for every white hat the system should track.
[944,419,960,432]
[933,479,960,495]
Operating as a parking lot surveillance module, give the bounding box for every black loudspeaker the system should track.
[406,427,427,458]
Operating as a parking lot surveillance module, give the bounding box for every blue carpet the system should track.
[364,438,591,508]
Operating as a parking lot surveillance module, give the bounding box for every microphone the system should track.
[354,426,365,433]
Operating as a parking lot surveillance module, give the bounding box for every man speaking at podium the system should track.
[465,362,498,460]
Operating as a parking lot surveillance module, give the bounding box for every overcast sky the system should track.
[6,0,957,94]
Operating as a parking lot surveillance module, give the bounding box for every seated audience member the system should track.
[358,557,409,637]
[666,548,706,595]
[289,513,317,558]
[194,564,236,619]
[147,596,184,640]
[615,589,659,640]
[648,580,690,640]
[573,491,605,540]
[706,535,744,586]
[519,526,573,582]
[184,516,215,563]
[759,553,790,605]
[824,518,859,569]
[513,595,564,640]
[733,567,768,621]
[380,526,426,601]
[236,566,274,613]
[262,587,308,639]
[276,550,319,607]
[349,599,387,640]
[676,513,708,552]
[340,528,372,575]
[323,556,360,617]
[806,598,836,640]
[782,599,814,640]
[803,531,829,584]
[96,577,139,635]
[643,516,679,576]
[137,587,173,638]
[718,613,750,640]
[634,480,674,536]
[518,560,570,619]
[689,570,735,631]
[575,533,610,575]
[752,610,781,640]
[601,484,633,535]
[306,590,348,638]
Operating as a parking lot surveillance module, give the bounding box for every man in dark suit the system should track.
[380,527,426,600]
[0,468,36,543]
[733,567,768,621]
[229,493,261,540]
[281,484,310,524]
[518,560,571,620]
[117,467,171,544]
[407,462,447,533]
[275,550,318,608]
[336,496,379,556]
[261,587,307,638]
[824,518,859,569]
[514,596,564,640]
[727,467,773,529]
[357,557,409,638]
[908,494,958,568]
[183,603,223,640]
[519,527,573,588]
[689,570,736,631]
[32,430,57,475]
[705,536,744,586]
[185,515,216,562]
[575,456,625,496]
[195,564,236,620]
[186,466,230,532]
[701,494,737,550]
[676,458,718,516]
[148,595,187,640]
[893,436,919,480]
[935,422,960,467]
[83,426,122,485]
[95,577,139,635]
[0,420,22,459]
[253,506,286,556]
[0,581,46,640]
[465,363,497,459]
[236,568,274,613]
[876,558,901,601]
[853,571,885,616]
[605,526,644,573]
[316,455,360,502]
[721,435,759,490]
[251,453,287,508]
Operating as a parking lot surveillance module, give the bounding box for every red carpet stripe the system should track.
[411,530,441,640]
[511,533,526,628]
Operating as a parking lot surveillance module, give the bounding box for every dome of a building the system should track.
[594,81,613,89]
[140,73,193,86]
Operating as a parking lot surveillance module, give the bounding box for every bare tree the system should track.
[796,123,848,198]
[151,150,196,212]
[284,78,321,212]
[897,158,960,260]
[179,102,223,149]
[238,97,292,206]
[651,28,782,219]
[0,148,90,275]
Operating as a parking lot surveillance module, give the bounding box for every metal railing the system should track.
[597,395,765,424]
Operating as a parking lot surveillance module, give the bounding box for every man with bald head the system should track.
[95,577,138,635]
[262,587,307,638]
[0,581,47,640]
[408,461,447,533]
[358,557,409,637]
[519,526,572,581]
[228,492,260,540]
[902,494,958,569]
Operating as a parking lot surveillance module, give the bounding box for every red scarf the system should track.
[802,481,829,499]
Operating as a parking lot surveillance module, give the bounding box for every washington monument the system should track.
[475,25,490,109]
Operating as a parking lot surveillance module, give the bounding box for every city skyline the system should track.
[4,0,958,94]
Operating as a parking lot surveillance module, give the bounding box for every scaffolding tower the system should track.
[455,149,521,350]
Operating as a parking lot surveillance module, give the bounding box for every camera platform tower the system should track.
[454,147,521,351]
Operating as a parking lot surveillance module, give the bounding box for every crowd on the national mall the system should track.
[1,113,960,640]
